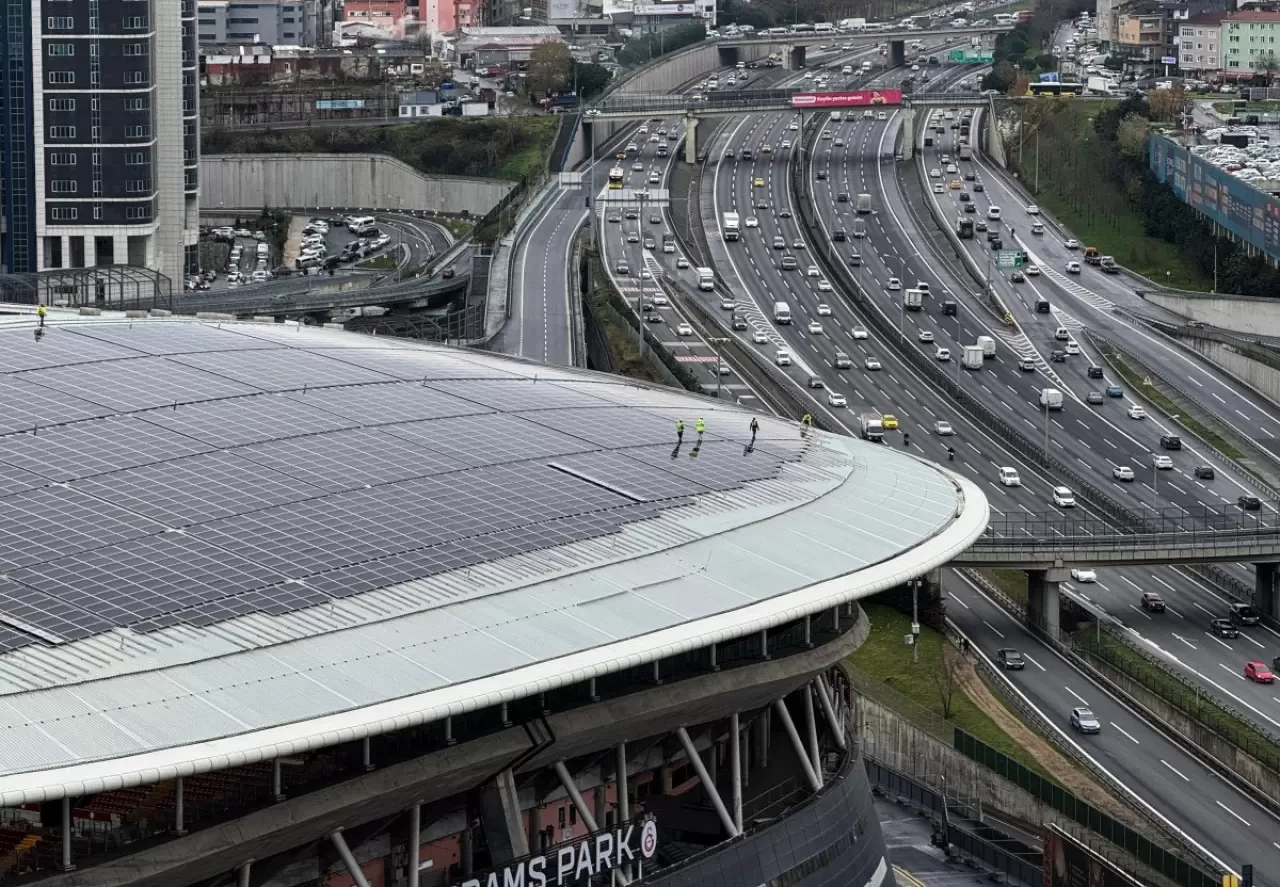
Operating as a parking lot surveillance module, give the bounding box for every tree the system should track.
[571,61,612,98]
[1255,50,1280,83]
[1147,85,1186,121]
[1115,114,1149,159]
[933,641,963,720]
[527,40,571,96]
[1034,53,1059,73]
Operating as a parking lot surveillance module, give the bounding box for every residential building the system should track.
[1222,9,1280,77]
[196,0,319,46]
[1097,0,1119,46]
[1,0,199,283]
[1177,13,1224,74]
[1116,8,1169,60]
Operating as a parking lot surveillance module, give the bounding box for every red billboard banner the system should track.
[790,89,903,109]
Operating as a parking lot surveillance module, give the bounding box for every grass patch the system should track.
[849,604,1044,774]
[1097,345,1244,459]
[357,254,398,271]
[987,569,1029,606]
[442,218,475,239]
[492,117,558,181]
[1076,630,1280,770]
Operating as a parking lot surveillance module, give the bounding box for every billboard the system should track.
[1044,826,1143,887]
[1149,133,1280,264]
[316,99,366,110]
[790,89,903,109]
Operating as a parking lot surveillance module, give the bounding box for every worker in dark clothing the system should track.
[749,416,759,443]
[948,446,955,461]
[676,418,684,442]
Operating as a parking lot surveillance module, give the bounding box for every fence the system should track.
[952,732,1221,887]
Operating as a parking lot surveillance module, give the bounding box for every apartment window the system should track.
[125,125,151,138]
[126,152,147,165]
[50,180,78,194]
[124,97,149,111]
[48,43,75,56]
[51,207,79,221]
[50,153,77,165]
[49,98,76,112]
[122,70,148,85]
[47,16,74,28]
[126,205,152,220]
[49,126,77,139]
[123,16,149,29]
[125,180,151,193]
[122,43,149,56]
[48,71,75,84]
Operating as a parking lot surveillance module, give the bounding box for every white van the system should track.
[348,215,377,235]
[998,467,1022,487]
[987,206,1001,220]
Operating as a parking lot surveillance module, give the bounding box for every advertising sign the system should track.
[1161,56,1177,65]
[1149,133,1280,264]
[790,89,903,109]
[1044,826,1143,887]
[454,819,659,887]
[316,99,366,110]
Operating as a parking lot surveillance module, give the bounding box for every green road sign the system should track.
[947,49,994,64]
[995,251,1024,269]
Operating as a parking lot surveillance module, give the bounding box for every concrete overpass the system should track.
[176,272,470,319]
[710,24,1014,70]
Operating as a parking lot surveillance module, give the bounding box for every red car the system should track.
[1244,661,1275,683]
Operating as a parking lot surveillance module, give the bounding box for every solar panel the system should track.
[18,356,262,411]
[169,349,397,392]
[284,382,493,426]
[234,427,470,493]
[0,462,49,500]
[0,415,215,482]
[75,450,328,527]
[0,577,118,642]
[627,442,788,489]
[68,322,279,356]
[425,379,618,413]
[549,451,712,502]
[0,626,37,653]
[0,327,142,373]
[227,323,417,349]
[0,375,114,435]
[517,407,679,448]
[136,393,360,448]
[312,348,524,381]
[381,413,597,467]
[0,486,163,572]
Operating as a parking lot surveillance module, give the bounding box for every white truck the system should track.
[855,193,873,214]
[697,267,715,291]
[773,301,792,324]
[1039,388,1064,411]
[722,212,740,242]
[1086,76,1114,95]
[860,414,884,442]
[957,143,972,160]
[962,344,984,370]
[904,288,925,311]
[976,335,996,359]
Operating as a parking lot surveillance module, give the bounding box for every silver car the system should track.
[1069,707,1100,734]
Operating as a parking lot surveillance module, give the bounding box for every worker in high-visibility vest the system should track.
[695,417,706,439]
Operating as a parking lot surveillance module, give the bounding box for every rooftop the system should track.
[0,315,985,805]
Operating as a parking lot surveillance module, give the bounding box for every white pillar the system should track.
[362,736,373,771]
[174,776,187,835]
[773,698,822,792]
[59,797,74,871]
[329,829,372,887]
[616,742,630,821]
[408,802,423,887]
[675,728,740,838]
[237,860,253,887]
[815,675,847,750]
[729,712,743,832]
[552,761,599,832]
[803,684,823,786]
[273,758,285,801]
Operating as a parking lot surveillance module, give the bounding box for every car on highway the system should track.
[959,192,971,203]
[608,213,621,223]
[807,266,820,277]
[972,182,985,192]
[929,168,942,178]
[648,173,661,185]
[645,313,664,323]
[817,302,832,314]
[852,325,869,339]
[1229,603,1261,626]
[1105,385,1123,397]
[773,236,786,249]
[1011,270,1025,283]
[935,346,950,361]
[650,294,668,307]
[779,209,792,219]
[817,170,828,181]
[864,356,882,371]
[746,217,759,228]
[1019,358,1037,372]
[752,329,769,344]
[1065,341,1080,356]
[881,414,899,430]
[834,351,853,369]
[998,467,1021,487]
[626,209,639,219]
[1245,661,1275,683]
[775,350,792,366]
[932,183,945,194]
[828,392,848,408]
[640,270,652,280]
[675,322,693,337]
[963,171,976,181]
[886,277,901,291]
[1140,592,1166,612]
[1112,465,1135,481]
[934,420,954,436]
[616,261,630,274]
[834,138,845,147]
[1153,454,1173,469]
[808,321,824,335]
[793,240,806,250]
[949,179,963,190]
[1031,223,1045,234]
[945,164,958,174]
[849,252,862,266]
[1026,204,1040,215]
[822,130,833,140]
[677,257,689,269]
[720,298,735,310]
[1195,465,1215,479]
[919,330,935,343]
[1025,264,1040,276]
[1239,495,1262,512]
[1069,707,1101,734]
[781,139,793,150]
[997,649,1025,670]
[781,256,798,271]
[837,192,849,203]
[632,162,644,172]
[1127,405,1146,419]
[753,177,765,187]
[1052,486,1076,507]
[649,214,662,225]
[1070,568,1097,583]
[761,144,773,154]
[627,233,640,243]
[1209,618,1239,638]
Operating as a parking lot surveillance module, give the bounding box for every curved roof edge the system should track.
[0,471,988,807]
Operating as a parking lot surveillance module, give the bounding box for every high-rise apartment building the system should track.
[1,0,199,284]
[197,0,318,46]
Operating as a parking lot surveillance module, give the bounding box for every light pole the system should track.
[911,579,919,664]
[1043,401,1050,458]
[1152,463,1158,510]
[709,337,729,398]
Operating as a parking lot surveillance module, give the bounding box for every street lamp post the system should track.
[709,337,729,398]
[1043,401,1050,458]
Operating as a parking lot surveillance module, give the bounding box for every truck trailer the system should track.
[697,267,715,290]
[722,212,740,241]
[962,344,984,369]
[860,414,884,442]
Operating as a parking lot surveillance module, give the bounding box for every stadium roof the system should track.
[0,315,987,805]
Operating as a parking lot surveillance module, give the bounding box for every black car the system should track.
[1159,434,1182,450]
[997,648,1025,670]
[1087,366,1104,379]
[834,229,847,241]
[987,229,1001,242]
[1194,465,1215,479]
[963,203,977,214]
[837,193,849,203]
[817,170,828,180]
[959,192,971,202]
[1209,618,1239,638]
[975,221,988,232]
[942,300,957,316]
[849,253,862,266]
[973,182,985,192]
[742,149,754,160]
[1036,299,1050,314]
[725,149,736,159]
[1229,603,1261,626]
[1051,351,1066,363]
[1239,495,1262,511]
[990,239,1003,251]
[963,171,976,181]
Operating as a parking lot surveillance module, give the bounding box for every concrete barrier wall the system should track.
[201,154,514,216]
[1179,335,1280,405]
[1144,290,1280,338]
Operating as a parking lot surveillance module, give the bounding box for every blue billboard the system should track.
[1148,133,1280,263]
[316,99,366,111]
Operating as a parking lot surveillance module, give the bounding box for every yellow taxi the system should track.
[881,414,899,430]
[753,177,765,188]
[949,179,964,190]
[761,144,773,154]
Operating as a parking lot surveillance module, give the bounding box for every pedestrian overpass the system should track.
[710,24,1015,70]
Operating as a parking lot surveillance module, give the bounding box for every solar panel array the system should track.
[0,322,804,654]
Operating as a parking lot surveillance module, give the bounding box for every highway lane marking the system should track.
[1128,604,1152,621]
[1022,652,1047,672]
[1215,801,1251,827]
[1171,633,1197,650]
[1153,575,1176,592]
[1161,759,1190,781]
[1064,686,1089,705]
[1111,722,1140,744]
[1205,634,1234,650]
[1192,600,1216,616]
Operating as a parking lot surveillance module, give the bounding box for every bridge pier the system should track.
[900,108,915,161]
[1026,568,1066,639]
[889,40,906,68]
[684,113,699,164]
[1257,562,1278,620]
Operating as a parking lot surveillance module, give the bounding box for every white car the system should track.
[919,330,935,343]
[817,277,833,291]
[945,163,958,174]
[745,217,759,228]
[808,321,824,335]
[1070,568,1097,583]
[886,277,902,291]
[1113,465,1135,481]
[877,111,887,120]
[1127,405,1146,419]
[1052,486,1076,507]
[1064,238,1080,249]
[852,325,869,339]
[789,121,799,131]
[650,294,668,307]
[1065,341,1080,355]
[1025,264,1040,276]
[632,162,644,171]
[1065,261,1082,274]
[775,350,792,366]
[929,168,942,178]
[932,183,945,194]
[676,323,693,336]
[676,257,689,269]
[934,420,954,436]
[1153,454,1174,469]
[752,329,769,344]
[828,392,848,407]
[817,302,832,315]
[998,466,1021,487]
[1026,204,1040,215]
[935,346,951,361]
[864,356,882,370]
[640,270,652,280]
[807,266,820,277]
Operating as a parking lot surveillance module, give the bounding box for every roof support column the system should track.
[729,711,743,833]
[362,736,373,772]
[553,761,599,832]
[901,108,915,161]
[479,768,528,864]
[408,802,423,887]
[273,758,285,802]
[237,860,253,887]
[616,741,630,822]
[676,727,740,838]
[803,683,823,787]
[58,796,75,872]
[173,776,188,835]
[329,829,371,887]
[815,674,847,750]
[1256,561,1278,620]
[773,696,821,792]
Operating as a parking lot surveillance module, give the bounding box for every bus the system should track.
[1027,81,1084,97]
[607,167,625,189]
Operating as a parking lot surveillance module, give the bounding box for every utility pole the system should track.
[911,579,919,664]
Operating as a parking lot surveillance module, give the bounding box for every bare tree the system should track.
[932,641,963,720]
[1255,50,1280,84]
[527,40,571,97]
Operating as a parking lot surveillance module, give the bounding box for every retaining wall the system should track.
[1177,335,1280,406]
[1143,290,1280,338]
[201,154,514,217]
